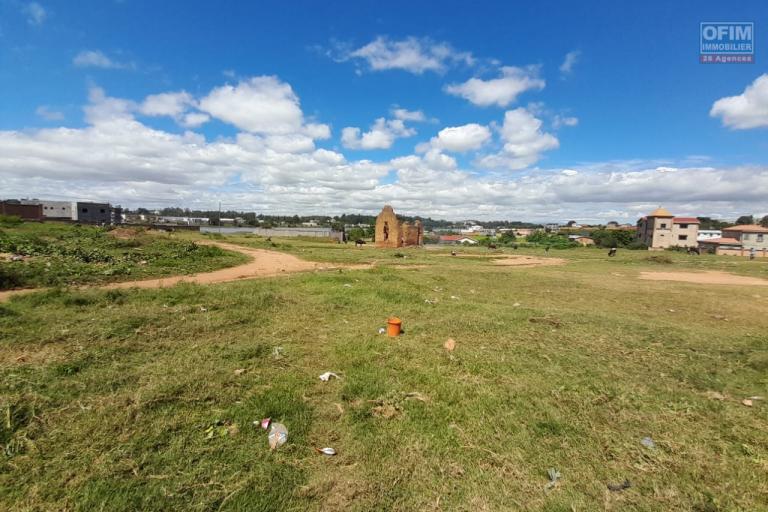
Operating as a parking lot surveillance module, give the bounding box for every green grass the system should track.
[0,223,248,290]
[1,234,767,511]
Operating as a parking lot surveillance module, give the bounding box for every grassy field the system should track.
[0,223,248,290]
[1,229,767,511]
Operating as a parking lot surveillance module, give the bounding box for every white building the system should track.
[20,199,75,219]
[460,224,485,234]
[157,216,210,225]
[697,229,722,241]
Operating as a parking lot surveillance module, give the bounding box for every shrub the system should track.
[0,215,22,227]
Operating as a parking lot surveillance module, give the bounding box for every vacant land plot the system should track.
[0,223,248,291]
[1,230,767,511]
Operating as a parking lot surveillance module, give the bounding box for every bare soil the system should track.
[639,270,768,286]
[491,255,566,267]
[106,227,143,239]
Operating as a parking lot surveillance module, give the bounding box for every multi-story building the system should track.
[636,207,699,249]
[699,224,768,257]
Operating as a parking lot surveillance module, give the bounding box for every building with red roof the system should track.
[636,207,699,249]
[699,225,768,258]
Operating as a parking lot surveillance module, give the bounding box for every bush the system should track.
[526,231,576,249]
[590,229,637,248]
[0,265,23,289]
[0,215,22,227]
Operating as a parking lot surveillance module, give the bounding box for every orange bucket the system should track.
[386,317,402,337]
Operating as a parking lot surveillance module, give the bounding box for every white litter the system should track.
[319,372,339,382]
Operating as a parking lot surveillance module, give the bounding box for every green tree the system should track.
[590,229,636,248]
[736,215,754,225]
[499,231,516,245]
[760,215,768,228]
[347,227,367,241]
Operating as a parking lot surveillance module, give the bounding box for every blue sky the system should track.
[1,0,766,221]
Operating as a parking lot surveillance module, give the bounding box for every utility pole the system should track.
[218,201,222,234]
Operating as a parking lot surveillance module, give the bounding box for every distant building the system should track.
[697,229,722,241]
[461,224,485,233]
[374,205,423,248]
[699,225,768,257]
[439,235,478,245]
[606,222,635,230]
[200,226,344,241]
[545,223,560,232]
[568,235,595,246]
[111,206,123,225]
[123,212,157,224]
[20,199,74,219]
[0,200,43,220]
[157,216,210,225]
[636,207,699,249]
[515,228,535,237]
[74,202,112,224]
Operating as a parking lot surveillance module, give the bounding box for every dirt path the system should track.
[439,253,566,267]
[0,241,367,302]
[639,271,768,286]
[491,255,566,267]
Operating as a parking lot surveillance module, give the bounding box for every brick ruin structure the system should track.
[374,205,423,248]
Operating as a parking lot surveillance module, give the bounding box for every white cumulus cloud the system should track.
[181,112,210,128]
[138,91,210,128]
[478,107,559,169]
[710,74,768,129]
[392,108,426,122]
[429,123,491,152]
[339,36,474,74]
[139,92,194,118]
[444,66,545,107]
[342,117,417,150]
[198,76,329,137]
